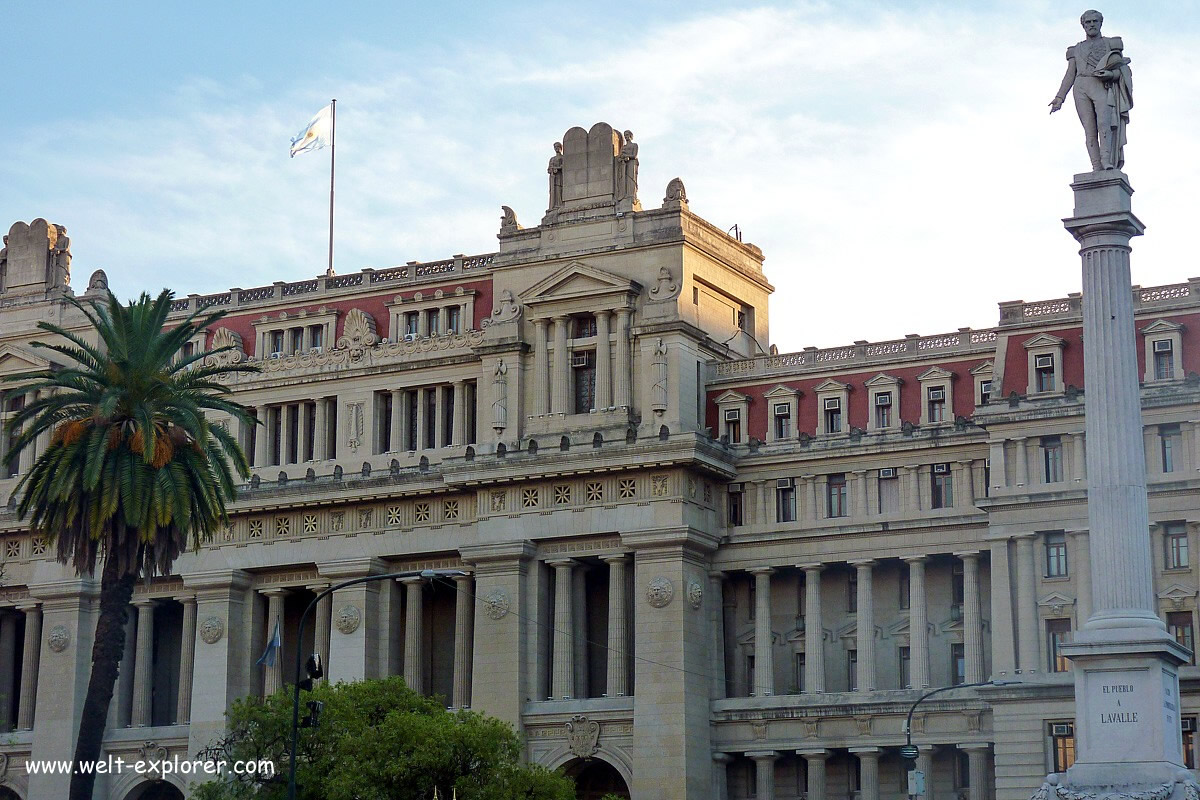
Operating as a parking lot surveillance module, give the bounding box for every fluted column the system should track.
[533,319,549,415]
[1069,529,1092,624]
[748,751,778,800]
[712,752,732,800]
[434,386,448,448]
[175,595,197,724]
[309,584,332,686]
[916,746,935,800]
[1015,534,1039,673]
[906,556,930,688]
[902,465,921,512]
[1013,437,1028,487]
[799,749,828,800]
[801,564,825,693]
[955,459,976,507]
[989,440,1007,491]
[130,598,155,726]
[614,308,632,408]
[452,381,467,446]
[452,573,474,708]
[299,402,314,461]
[314,398,329,460]
[603,555,629,697]
[400,577,424,693]
[803,476,819,521]
[961,744,990,800]
[0,612,17,731]
[852,747,880,800]
[389,389,404,452]
[280,404,295,465]
[750,567,775,696]
[261,589,286,696]
[1071,432,1087,482]
[549,559,576,699]
[595,310,612,409]
[852,470,868,517]
[16,604,41,730]
[989,539,1016,677]
[709,572,728,699]
[414,387,428,450]
[959,552,984,684]
[853,560,875,691]
[551,316,570,415]
[254,406,272,468]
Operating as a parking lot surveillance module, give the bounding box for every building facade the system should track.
[0,122,1198,800]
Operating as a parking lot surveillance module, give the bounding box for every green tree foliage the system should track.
[193,677,576,800]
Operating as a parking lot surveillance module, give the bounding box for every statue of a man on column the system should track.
[1049,9,1133,171]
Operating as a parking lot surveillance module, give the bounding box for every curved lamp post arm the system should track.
[904,680,1021,747]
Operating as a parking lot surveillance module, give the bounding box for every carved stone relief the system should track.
[335,605,362,634]
[646,576,674,608]
[199,616,225,644]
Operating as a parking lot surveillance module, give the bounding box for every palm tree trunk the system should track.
[69,554,136,800]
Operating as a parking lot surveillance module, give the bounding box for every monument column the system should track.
[959,552,985,684]
[533,319,549,415]
[799,750,828,800]
[851,747,880,800]
[750,567,775,696]
[852,560,876,691]
[400,577,424,693]
[1014,534,1039,674]
[602,555,629,697]
[130,598,155,726]
[548,559,576,699]
[906,556,930,688]
[16,603,41,730]
[801,564,825,693]
[595,310,612,409]
[747,751,778,800]
[175,595,197,724]
[551,316,570,415]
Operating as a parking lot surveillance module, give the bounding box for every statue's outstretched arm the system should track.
[1051,61,1077,111]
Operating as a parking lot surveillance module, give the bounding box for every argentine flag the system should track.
[290,105,332,158]
[257,617,281,667]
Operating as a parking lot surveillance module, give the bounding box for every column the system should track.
[452,573,474,708]
[959,552,984,684]
[750,567,775,696]
[17,603,41,730]
[434,385,448,448]
[1015,534,1039,673]
[452,381,467,446]
[253,406,272,468]
[533,318,549,415]
[852,470,868,518]
[614,307,632,408]
[17,420,35,475]
[853,560,875,691]
[1069,529,1092,623]
[175,595,197,724]
[281,403,296,465]
[130,598,155,726]
[0,612,17,731]
[712,752,732,800]
[903,465,921,512]
[1013,437,1028,487]
[548,559,576,699]
[389,389,404,452]
[989,539,1016,677]
[314,398,329,460]
[989,440,1007,491]
[551,316,570,415]
[595,310,612,409]
[603,555,629,697]
[400,577,424,694]
[117,613,136,727]
[261,589,286,696]
[916,746,935,800]
[960,744,990,800]
[801,564,825,693]
[799,750,828,800]
[310,585,332,685]
[851,747,880,800]
[955,459,975,508]
[414,388,427,450]
[299,402,314,461]
[398,391,412,451]
[1071,431,1087,482]
[709,571,727,700]
[906,556,930,688]
[747,751,778,800]
[804,476,818,521]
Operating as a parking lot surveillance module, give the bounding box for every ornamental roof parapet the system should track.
[997,277,1200,328]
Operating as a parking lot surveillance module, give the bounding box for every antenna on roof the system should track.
[727,223,742,242]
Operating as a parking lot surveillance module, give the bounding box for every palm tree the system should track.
[2,289,257,800]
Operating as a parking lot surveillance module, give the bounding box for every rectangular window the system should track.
[737,310,747,331]
[826,474,847,518]
[773,403,792,440]
[573,351,596,414]
[1035,354,1056,393]
[1154,340,1175,380]
[270,330,285,356]
[1047,618,1072,672]
[724,409,742,444]
[951,642,966,685]
[574,315,597,338]
[728,486,744,527]
[899,646,911,689]
[979,379,992,406]
[776,481,796,523]
[823,398,842,434]
[1168,612,1195,665]
[899,567,911,610]
[426,308,441,336]
[446,306,462,334]
[1045,531,1069,578]
[404,312,419,337]
[1051,722,1076,772]
[874,392,892,429]
[308,325,324,350]
[847,649,858,691]
[931,465,953,509]
[1160,424,1181,473]
[927,386,946,423]
[1043,436,1064,483]
[878,470,899,514]
[1184,719,1197,769]
[289,327,304,354]
[1165,522,1189,570]
[955,750,971,789]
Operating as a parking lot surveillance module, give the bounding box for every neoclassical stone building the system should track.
[1,123,1199,800]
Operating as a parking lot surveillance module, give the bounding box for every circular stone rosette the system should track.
[482,588,511,620]
[199,616,225,644]
[47,625,71,653]
[335,605,362,634]
[686,581,703,610]
[646,576,675,608]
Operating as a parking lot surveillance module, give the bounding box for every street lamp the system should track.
[285,568,469,800]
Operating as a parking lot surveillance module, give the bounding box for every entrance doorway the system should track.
[567,758,631,800]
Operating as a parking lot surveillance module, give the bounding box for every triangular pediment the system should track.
[836,620,857,640]
[764,384,801,399]
[969,360,995,376]
[1023,333,1067,350]
[864,372,902,387]
[1141,319,1185,335]
[1157,583,1198,602]
[1037,592,1076,613]
[520,261,639,304]
[917,365,955,382]
[715,389,749,404]
[814,378,850,393]
[0,343,53,377]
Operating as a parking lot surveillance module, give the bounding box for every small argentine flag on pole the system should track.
[290,100,338,276]
[257,616,281,667]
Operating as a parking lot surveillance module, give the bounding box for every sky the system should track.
[4,0,1199,351]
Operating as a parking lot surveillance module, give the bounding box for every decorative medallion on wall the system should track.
[565,714,600,759]
[646,576,675,608]
[199,616,225,644]
[47,625,70,653]
[686,581,703,610]
[335,605,362,634]
[482,588,511,620]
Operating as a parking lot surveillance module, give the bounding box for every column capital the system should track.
[850,559,876,569]
[954,550,983,561]
[546,558,577,569]
[902,555,928,565]
[712,752,734,764]
[174,593,198,605]
[397,575,425,586]
[258,586,290,597]
[305,582,332,593]
[957,742,992,752]
[956,458,975,466]
[848,746,881,756]
[796,748,830,760]
[131,596,157,607]
[745,750,780,761]
[451,573,474,585]
[797,562,823,572]
[917,744,936,753]
[14,601,41,613]
[708,569,727,580]
[1010,435,1027,443]
[552,313,570,322]
[600,553,631,565]
[748,566,776,576]
[851,468,868,477]
[1066,528,1090,538]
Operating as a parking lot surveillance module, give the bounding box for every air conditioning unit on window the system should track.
[269,352,282,359]
[309,346,323,354]
[928,388,946,401]
[879,467,897,479]
[1183,718,1196,733]
[1035,355,1054,369]
[823,397,840,411]
[875,393,892,407]
[724,409,741,422]
[403,333,418,343]
[572,352,591,368]
[728,483,743,493]
[933,463,950,474]
[1154,339,1173,353]
[776,478,794,490]
[774,403,791,417]
[1051,723,1073,737]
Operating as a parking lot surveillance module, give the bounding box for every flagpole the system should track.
[327,98,336,276]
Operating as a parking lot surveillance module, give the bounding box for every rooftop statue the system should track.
[1049,9,1133,171]
[547,142,564,211]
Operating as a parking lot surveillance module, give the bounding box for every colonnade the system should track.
[545,556,631,700]
[249,397,336,468]
[531,310,632,416]
[381,381,474,453]
[0,604,41,731]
